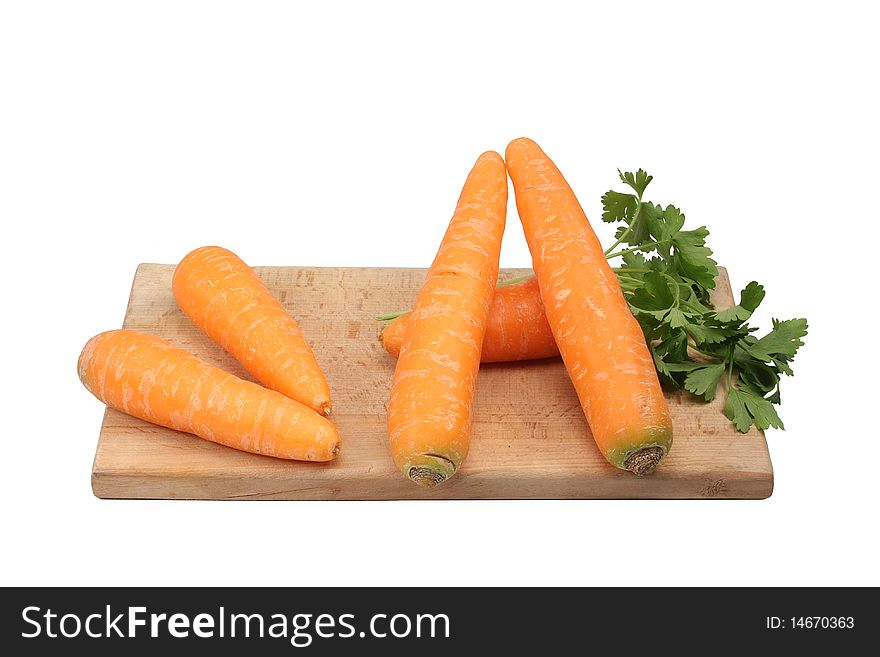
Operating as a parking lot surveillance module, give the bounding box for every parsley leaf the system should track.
[602,170,656,248]
[644,203,686,257]
[723,388,754,432]
[671,227,718,291]
[724,385,785,431]
[601,190,637,224]
[628,272,676,319]
[619,168,653,197]
[684,364,727,402]
[743,318,808,362]
[715,282,765,322]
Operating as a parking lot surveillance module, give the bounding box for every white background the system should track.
[1,1,877,586]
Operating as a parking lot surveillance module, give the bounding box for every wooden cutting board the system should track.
[91,265,773,500]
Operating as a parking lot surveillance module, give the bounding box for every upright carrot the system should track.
[78,330,340,461]
[506,138,673,474]
[173,246,332,415]
[380,276,559,363]
[387,151,507,487]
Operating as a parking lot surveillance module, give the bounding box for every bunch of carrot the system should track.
[78,137,672,486]
[78,246,340,462]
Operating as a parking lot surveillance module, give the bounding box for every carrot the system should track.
[78,330,340,461]
[505,138,673,475]
[386,151,507,487]
[380,276,559,363]
[173,246,332,415]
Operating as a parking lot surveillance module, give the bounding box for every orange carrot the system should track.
[387,151,507,486]
[506,138,673,474]
[78,330,340,461]
[381,276,558,363]
[173,246,332,415]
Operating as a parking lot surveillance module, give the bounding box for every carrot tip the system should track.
[624,446,665,476]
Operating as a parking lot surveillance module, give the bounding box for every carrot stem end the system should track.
[404,453,459,488]
[623,446,665,476]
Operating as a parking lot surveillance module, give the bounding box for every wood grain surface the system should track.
[90,265,773,500]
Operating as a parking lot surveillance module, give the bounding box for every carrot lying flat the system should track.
[78,330,340,461]
[173,246,332,415]
[506,138,673,474]
[387,151,507,487]
[381,276,558,363]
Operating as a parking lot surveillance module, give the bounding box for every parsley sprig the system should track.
[603,170,807,433]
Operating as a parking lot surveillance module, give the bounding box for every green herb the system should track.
[602,170,807,433]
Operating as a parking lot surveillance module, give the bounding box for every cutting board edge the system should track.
[92,463,773,501]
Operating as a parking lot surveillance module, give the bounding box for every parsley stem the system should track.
[375,310,409,322]
[612,267,651,273]
[603,225,633,256]
[686,339,722,360]
[667,272,681,308]
[726,346,735,389]
[605,240,661,260]
[376,273,537,321]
